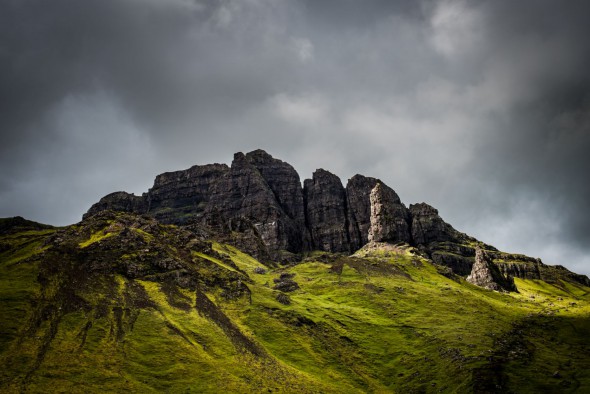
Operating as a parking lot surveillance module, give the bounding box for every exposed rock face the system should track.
[245,150,306,228]
[493,254,543,281]
[84,152,420,256]
[409,203,461,245]
[367,183,411,244]
[84,191,147,220]
[206,152,305,258]
[243,150,310,252]
[304,169,351,253]
[408,202,478,275]
[494,258,590,286]
[82,149,590,287]
[467,248,517,292]
[431,252,474,276]
[84,164,229,223]
[85,151,308,260]
[345,175,379,250]
[146,163,229,224]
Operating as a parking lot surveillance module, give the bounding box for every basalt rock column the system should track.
[345,175,379,250]
[367,182,411,244]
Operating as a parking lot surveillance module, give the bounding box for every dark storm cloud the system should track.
[1,0,589,274]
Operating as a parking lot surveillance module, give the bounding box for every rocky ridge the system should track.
[85,149,589,287]
[85,150,435,259]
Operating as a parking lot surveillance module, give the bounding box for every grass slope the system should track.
[0,215,589,393]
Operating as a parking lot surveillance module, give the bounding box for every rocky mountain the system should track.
[2,149,590,393]
[86,149,589,287]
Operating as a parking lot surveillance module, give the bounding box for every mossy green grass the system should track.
[1,222,589,393]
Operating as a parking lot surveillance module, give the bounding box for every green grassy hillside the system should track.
[1,213,589,393]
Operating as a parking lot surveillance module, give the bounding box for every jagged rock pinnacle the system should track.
[367,182,411,244]
[466,248,517,292]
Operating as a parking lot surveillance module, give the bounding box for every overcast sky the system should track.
[2,0,590,275]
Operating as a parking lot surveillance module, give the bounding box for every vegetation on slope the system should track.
[0,212,589,393]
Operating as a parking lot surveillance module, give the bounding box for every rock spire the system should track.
[466,248,517,292]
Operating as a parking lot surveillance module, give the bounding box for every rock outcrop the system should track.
[367,182,411,244]
[241,150,310,253]
[146,163,229,224]
[409,202,479,275]
[303,169,351,253]
[409,203,462,245]
[345,175,380,250]
[84,191,147,219]
[82,149,590,287]
[85,151,309,261]
[467,248,517,292]
[206,152,297,256]
[84,151,420,257]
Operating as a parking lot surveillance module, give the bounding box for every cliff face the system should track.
[345,175,380,250]
[303,169,351,253]
[86,152,410,257]
[409,203,462,245]
[147,163,229,223]
[367,182,411,244]
[83,149,589,287]
[206,151,307,258]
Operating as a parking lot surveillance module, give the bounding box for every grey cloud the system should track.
[1,0,589,275]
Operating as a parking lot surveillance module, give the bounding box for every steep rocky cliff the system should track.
[345,174,380,250]
[146,163,229,223]
[303,169,351,253]
[84,191,147,219]
[84,149,589,286]
[206,152,300,257]
[85,151,412,257]
[367,182,411,244]
[409,202,464,245]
